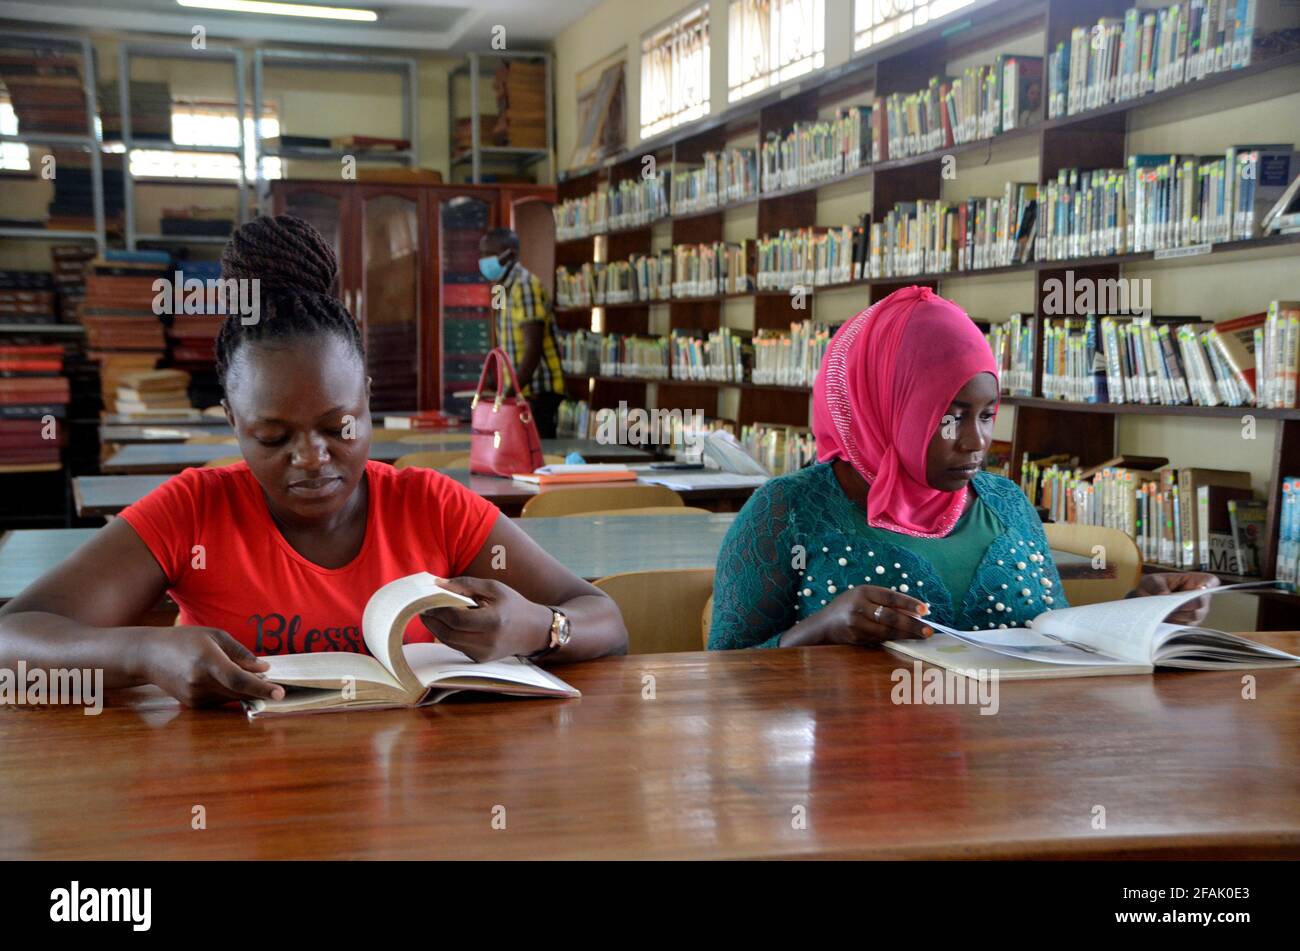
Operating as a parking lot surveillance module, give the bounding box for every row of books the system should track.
[1026,458,1264,575]
[868,183,1038,279]
[552,172,671,240]
[671,241,753,298]
[755,224,866,290]
[760,107,872,192]
[1036,146,1295,261]
[876,56,1043,161]
[672,148,759,213]
[752,320,832,388]
[1035,303,1300,407]
[670,327,747,383]
[0,340,69,466]
[555,398,591,440]
[739,423,816,476]
[984,313,1035,397]
[1049,2,1273,120]
[554,253,674,307]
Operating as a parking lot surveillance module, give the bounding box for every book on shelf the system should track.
[249,572,580,718]
[761,107,872,192]
[739,422,815,476]
[1049,2,1286,120]
[672,147,759,213]
[887,582,1300,681]
[752,320,831,388]
[984,313,1035,397]
[1199,484,1256,573]
[1228,497,1268,576]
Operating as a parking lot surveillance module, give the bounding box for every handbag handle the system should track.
[472,347,528,412]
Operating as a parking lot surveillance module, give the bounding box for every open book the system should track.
[246,573,580,718]
[886,581,1300,681]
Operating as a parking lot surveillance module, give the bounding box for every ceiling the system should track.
[0,0,607,51]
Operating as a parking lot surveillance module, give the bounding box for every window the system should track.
[728,0,825,104]
[854,0,976,52]
[640,4,710,139]
[0,99,30,171]
[118,101,281,181]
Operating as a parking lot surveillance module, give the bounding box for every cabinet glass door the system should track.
[438,195,494,418]
[358,191,421,412]
[277,188,345,279]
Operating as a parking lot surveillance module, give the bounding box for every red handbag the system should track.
[469,348,545,477]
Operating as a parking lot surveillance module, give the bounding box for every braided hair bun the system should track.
[215,215,364,390]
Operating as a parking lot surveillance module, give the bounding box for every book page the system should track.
[261,650,399,689]
[1029,581,1289,662]
[919,619,1134,665]
[404,642,580,695]
[361,573,477,695]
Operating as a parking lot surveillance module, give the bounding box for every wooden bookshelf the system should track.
[554,0,1300,623]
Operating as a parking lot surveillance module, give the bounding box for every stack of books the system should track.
[99,80,173,143]
[751,320,832,388]
[453,115,495,153]
[0,271,57,325]
[0,340,70,467]
[0,46,86,134]
[51,245,93,321]
[607,171,670,230]
[1048,3,1281,120]
[598,334,669,379]
[79,251,169,411]
[492,60,547,149]
[115,367,192,415]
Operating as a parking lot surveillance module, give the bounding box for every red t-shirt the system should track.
[119,460,499,655]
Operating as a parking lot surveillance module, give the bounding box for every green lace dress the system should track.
[708,463,1069,649]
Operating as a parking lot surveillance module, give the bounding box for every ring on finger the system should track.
[872,605,885,622]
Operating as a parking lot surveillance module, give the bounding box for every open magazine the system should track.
[246,573,580,718]
[886,581,1300,680]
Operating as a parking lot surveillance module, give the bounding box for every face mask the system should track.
[478,254,506,281]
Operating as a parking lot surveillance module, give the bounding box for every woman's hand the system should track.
[419,576,554,662]
[1132,572,1220,626]
[138,626,286,707]
[783,585,933,648]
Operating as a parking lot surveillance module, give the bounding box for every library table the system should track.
[0,640,1296,860]
[100,439,654,474]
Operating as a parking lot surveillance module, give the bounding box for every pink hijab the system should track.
[812,285,999,538]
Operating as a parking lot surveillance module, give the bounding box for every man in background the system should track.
[479,227,566,438]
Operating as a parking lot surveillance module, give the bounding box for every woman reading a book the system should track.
[0,216,628,707]
[709,285,1217,650]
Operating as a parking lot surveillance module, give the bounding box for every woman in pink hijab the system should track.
[708,285,1216,649]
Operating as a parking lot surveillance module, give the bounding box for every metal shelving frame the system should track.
[449,50,553,185]
[0,30,105,256]
[252,48,418,206]
[115,42,248,251]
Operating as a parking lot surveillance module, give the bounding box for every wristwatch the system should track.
[528,607,571,660]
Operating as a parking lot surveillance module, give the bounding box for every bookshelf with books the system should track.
[554,0,1300,627]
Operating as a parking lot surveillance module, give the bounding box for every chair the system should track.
[185,435,237,445]
[701,594,713,648]
[1042,522,1142,606]
[594,569,715,654]
[568,506,712,517]
[203,455,243,468]
[520,484,685,518]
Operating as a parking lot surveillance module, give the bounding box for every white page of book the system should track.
[361,573,476,694]
[404,642,577,692]
[261,650,399,688]
[922,619,1134,665]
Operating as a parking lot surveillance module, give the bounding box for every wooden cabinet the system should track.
[271,181,555,412]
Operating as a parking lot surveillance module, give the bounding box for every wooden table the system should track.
[1,641,1296,860]
[74,470,756,518]
[100,439,655,474]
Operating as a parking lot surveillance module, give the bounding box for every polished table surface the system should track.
[1,641,1297,860]
[73,469,756,518]
[101,438,655,473]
